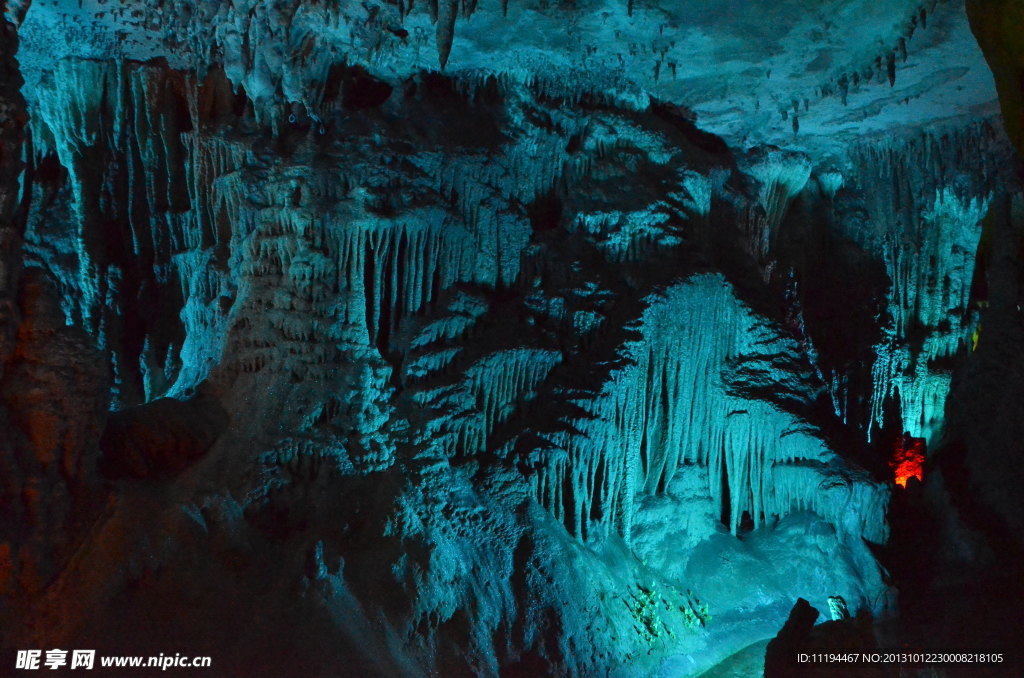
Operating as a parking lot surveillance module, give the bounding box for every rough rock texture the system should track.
[0,1,1022,676]
[99,386,228,478]
[0,7,27,368]
[967,0,1024,154]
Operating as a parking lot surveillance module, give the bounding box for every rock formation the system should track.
[0,0,1022,676]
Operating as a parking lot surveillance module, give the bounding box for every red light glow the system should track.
[890,433,925,488]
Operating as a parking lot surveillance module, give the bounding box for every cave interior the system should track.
[2,0,1024,676]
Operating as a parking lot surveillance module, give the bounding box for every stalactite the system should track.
[748,150,812,243]
[817,170,844,199]
[846,128,1006,444]
[23,60,207,401]
[435,0,458,69]
[410,346,561,459]
[529,275,887,545]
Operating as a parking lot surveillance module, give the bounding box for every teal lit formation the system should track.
[0,1,1021,676]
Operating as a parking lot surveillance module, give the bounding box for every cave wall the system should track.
[0,0,1021,676]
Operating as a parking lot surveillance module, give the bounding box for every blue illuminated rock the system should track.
[0,0,1020,676]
